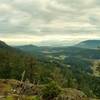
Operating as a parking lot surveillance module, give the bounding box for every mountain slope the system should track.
[1,40,100,99]
[16,45,41,52]
[0,40,9,48]
[0,40,37,80]
[75,40,100,49]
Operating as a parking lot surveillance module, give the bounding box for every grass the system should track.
[5,96,40,100]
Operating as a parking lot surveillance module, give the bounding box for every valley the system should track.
[0,40,100,100]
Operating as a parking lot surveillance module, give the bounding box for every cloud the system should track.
[0,0,100,45]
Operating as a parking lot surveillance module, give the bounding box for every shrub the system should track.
[42,81,61,100]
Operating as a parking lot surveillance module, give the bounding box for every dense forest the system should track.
[0,40,100,100]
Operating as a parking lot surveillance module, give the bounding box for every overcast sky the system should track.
[0,0,100,45]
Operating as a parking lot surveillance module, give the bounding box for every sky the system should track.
[0,0,100,46]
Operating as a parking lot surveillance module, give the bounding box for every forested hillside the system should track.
[75,40,100,49]
[0,40,100,100]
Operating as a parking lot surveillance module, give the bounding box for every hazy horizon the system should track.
[0,0,100,45]
[1,39,100,47]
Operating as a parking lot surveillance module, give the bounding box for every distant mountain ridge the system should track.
[15,40,100,50]
[16,44,41,51]
[75,40,100,49]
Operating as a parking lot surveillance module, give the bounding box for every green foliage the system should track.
[42,81,61,100]
[0,41,100,98]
